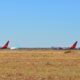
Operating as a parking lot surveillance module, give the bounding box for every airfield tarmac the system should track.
[0,49,80,80]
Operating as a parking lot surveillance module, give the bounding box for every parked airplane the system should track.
[65,41,78,53]
[70,41,78,49]
[51,41,78,50]
[0,41,17,50]
[1,41,9,49]
[62,41,78,50]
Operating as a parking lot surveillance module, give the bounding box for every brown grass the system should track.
[0,50,80,80]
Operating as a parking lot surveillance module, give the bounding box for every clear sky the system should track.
[0,0,80,48]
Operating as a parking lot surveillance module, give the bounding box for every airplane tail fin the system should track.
[1,41,10,49]
[70,41,78,49]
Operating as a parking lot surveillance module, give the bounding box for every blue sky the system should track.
[0,0,80,47]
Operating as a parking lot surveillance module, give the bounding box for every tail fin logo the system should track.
[70,41,78,49]
[1,41,9,49]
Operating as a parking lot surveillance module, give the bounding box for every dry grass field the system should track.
[0,50,80,80]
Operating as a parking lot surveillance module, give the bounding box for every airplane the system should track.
[51,41,78,50]
[59,41,78,50]
[65,41,78,53]
[0,40,17,50]
[1,41,9,49]
[70,41,78,49]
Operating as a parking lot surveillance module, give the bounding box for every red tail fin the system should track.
[1,41,9,49]
[70,41,78,49]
